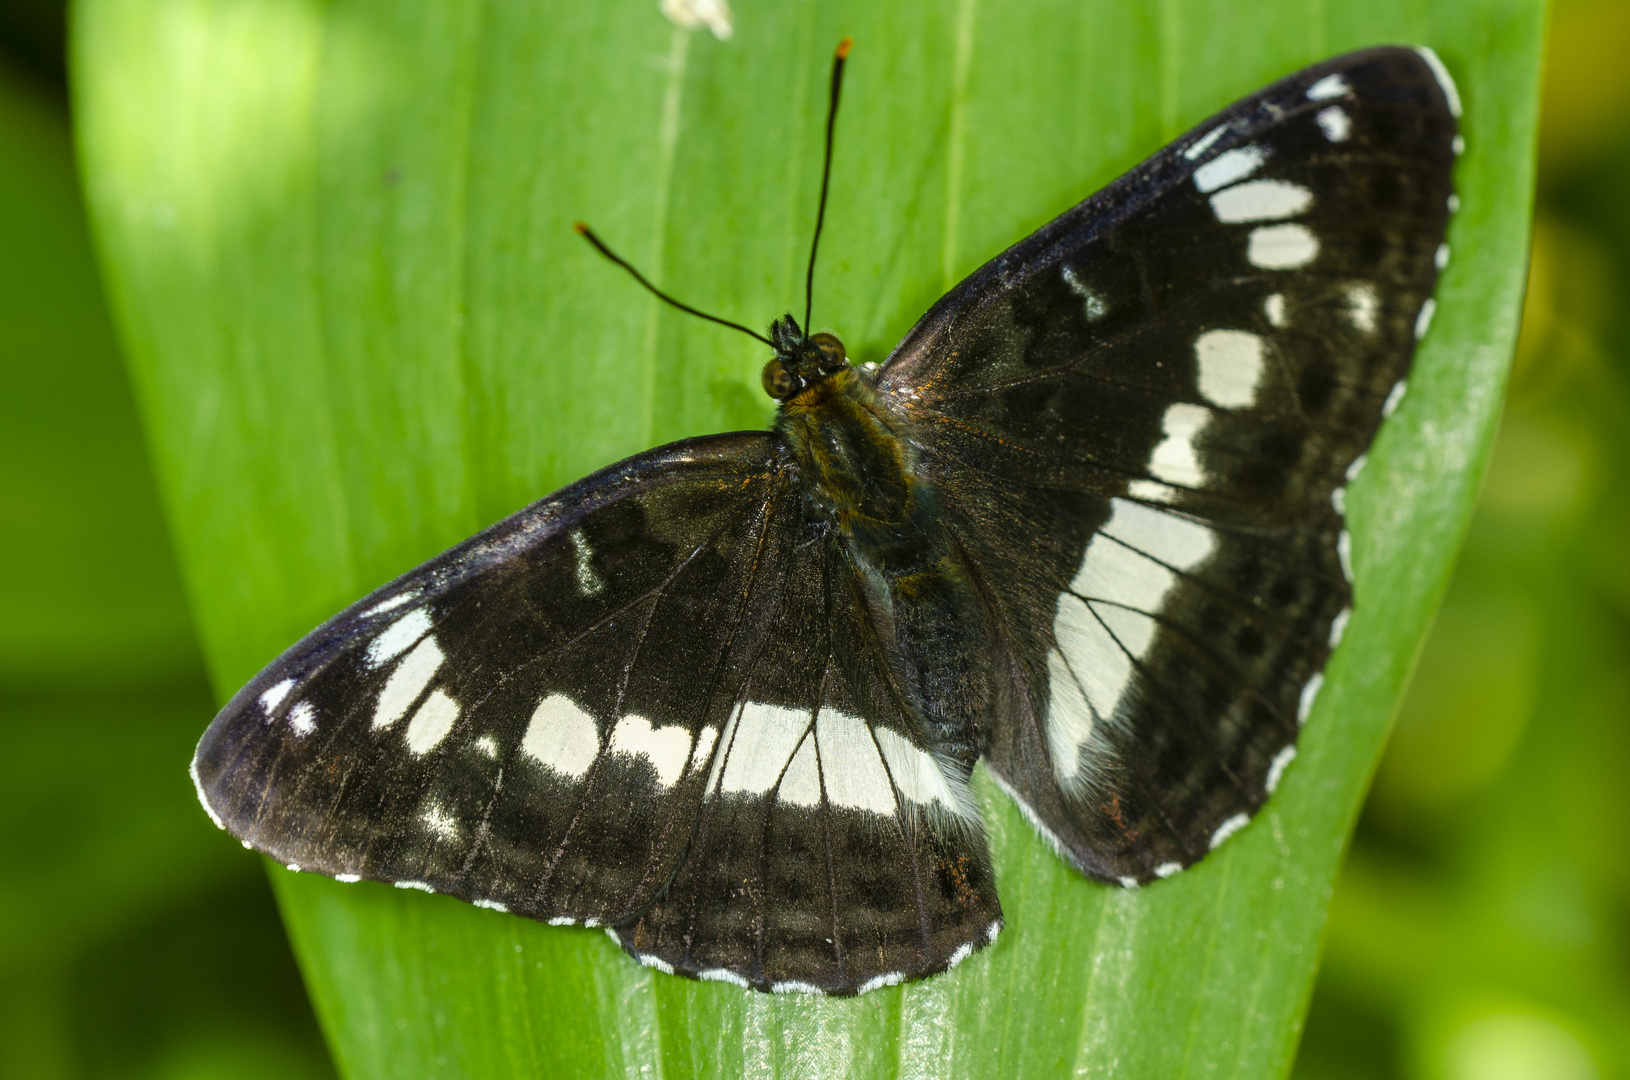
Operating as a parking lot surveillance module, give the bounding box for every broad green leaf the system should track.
[73,0,1543,1075]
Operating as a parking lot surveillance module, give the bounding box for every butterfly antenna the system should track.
[803,36,852,334]
[573,222,773,346]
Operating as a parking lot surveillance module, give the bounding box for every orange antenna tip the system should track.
[835,36,852,59]
[573,221,589,235]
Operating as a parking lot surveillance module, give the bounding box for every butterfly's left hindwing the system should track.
[193,434,1000,994]
[879,47,1458,883]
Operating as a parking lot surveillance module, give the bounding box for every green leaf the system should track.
[73,0,1544,1075]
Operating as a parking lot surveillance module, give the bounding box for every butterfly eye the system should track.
[761,359,799,399]
[810,332,848,374]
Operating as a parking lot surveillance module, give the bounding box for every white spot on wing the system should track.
[522,694,600,779]
[1332,486,1346,515]
[335,874,361,883]
[190,757,225,830]
[405,690,460,755]
[394,880,434,893]
[1414,47,1463,117]
[1436,242,1451,270]
[1126,479,1178,503]
[1414,298,1436,340]
[776,734,823,808]
[874,726,971,819]
[1054,595,1134,727]
[1345,454,1368,483]
[1263,293,1287,327]
[609,714,693,787]
[1247,224,1320,269]
[1193,145,1268,193]
[1344,282,1379,332]
[1315,105,1352,142]
[815,708,897,815]
[1306,73,1350,101]
[259,678,295,714]
[569,530,605,596]
[373,635,444,729]
[548,916,575,926]
[691,725,718,778]
[288,701,317,736]
[720,702,810,796]
[366,608,432,669]
[1062,266,1108,321]
[1447,193,1460,213]
[1210,180,1312,224]
[1194,329,1265,408]
[946,941,976,968]
[473,898,507,912]
[362,591,416,617]
[1183,123,1228,160]
[1329,608,1352,647]
[1209,812,1250,850]
[1154,862,1183,878]
[1148,403,1209,487]
[1046,648,1095,787]
[419,797,460,840]
[1099,603,1160,661]
[660,0,733,39]
[1452,134,1465,155]
[473,735,498,758]
[1338,530,1355,581]
[638,953,675,975]
[771,980,824,995]
[986,920,1001,943]
[1074,533,1178,613]
[1383,379,1408,418]
[1266,744,1297,793]
[699,968,751,987]
[1298,673,1325,725]
[858,971,907,994]
[1100,497,1217,571]
[1118,876,1139,889]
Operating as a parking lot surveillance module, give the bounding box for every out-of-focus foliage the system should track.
[4,0,1620,1075]
[1294,2,1630,1078]
[68,0,1538,1074]
[0,52,333,1080]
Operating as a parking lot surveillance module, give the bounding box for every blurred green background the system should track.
[0,1,1623,1078]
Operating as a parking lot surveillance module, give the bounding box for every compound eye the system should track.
[810,332,848,374]
[761,359,798,400]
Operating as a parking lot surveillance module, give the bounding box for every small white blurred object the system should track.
[661,0,733,40]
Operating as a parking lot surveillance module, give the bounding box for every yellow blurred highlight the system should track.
[77,0,384,266]
[1442,1011,1599,1080]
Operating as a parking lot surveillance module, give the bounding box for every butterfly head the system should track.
[763,315,849,400]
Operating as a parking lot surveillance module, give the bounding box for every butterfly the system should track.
[191,41,1460,996]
